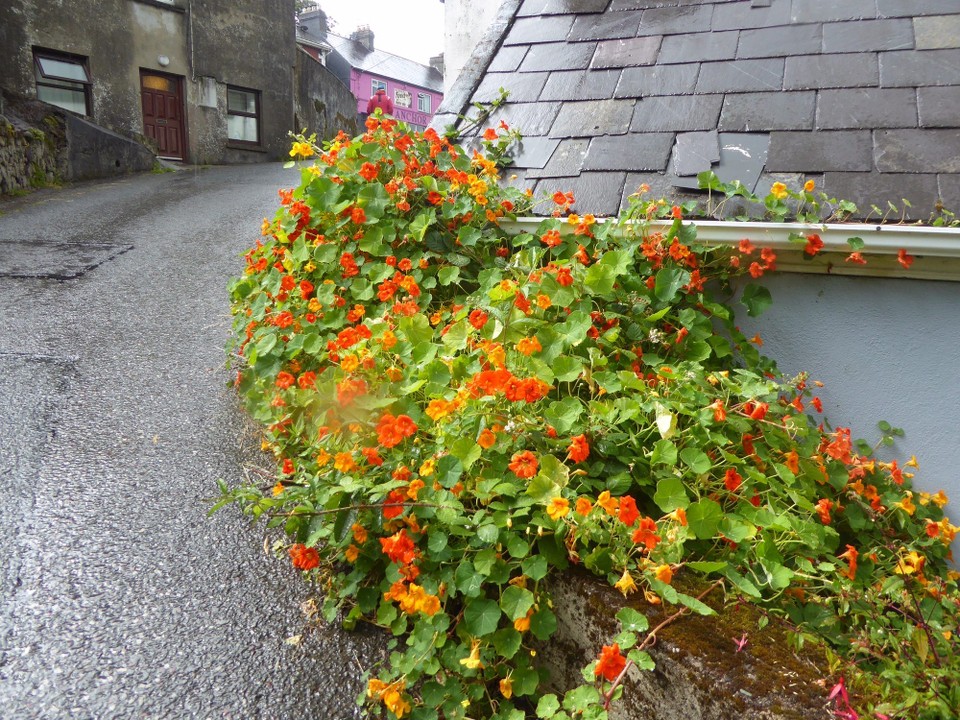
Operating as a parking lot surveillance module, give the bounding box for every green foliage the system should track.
[219,115,960,719]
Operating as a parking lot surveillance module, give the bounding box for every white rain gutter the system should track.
[500,218,960,282]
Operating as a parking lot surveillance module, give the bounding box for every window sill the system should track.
[226,142,266,153]
[129,0,186,13]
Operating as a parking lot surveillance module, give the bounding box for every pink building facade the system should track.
[351,70,443,130]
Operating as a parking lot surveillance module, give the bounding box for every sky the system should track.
[315,0,446,66]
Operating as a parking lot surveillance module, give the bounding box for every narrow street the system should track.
[0,166,382,719]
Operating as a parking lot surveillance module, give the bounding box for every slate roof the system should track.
[297,12,443,94]
[435,0,960,219]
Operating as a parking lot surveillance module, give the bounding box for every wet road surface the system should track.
[0,166,384,719]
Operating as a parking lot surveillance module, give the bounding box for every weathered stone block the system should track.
[540,69,623,101]
[790,0,877,23]
[712,0,792,32]
[550,99,636,137]
[617,63,700,97]
[823,171,940,219]
[473,72,548,103]
[719,91,815,131]
[875,129,960,172]
[822,19,915,53]
[918,86,960,127]
[767,131,873,172]
[880,49,960,86]
[526,138,590,179]
[784,53,879,89]
[697,58,785,93]
[631,95,723,132]
[914,15,960,49]
[534,172,628,216]
[583,132,675,171]
[592,36,663,69]
[638,4,714,36]
[737,23,823,59]
[520,42,597,73]
[569,9,643,41]
[503,15,575,45]
[659,30,739,64]
[817,88,918,130]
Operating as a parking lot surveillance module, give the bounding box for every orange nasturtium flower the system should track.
[516,336,542,356]
[477,428,497,449]
[288,543,319,571]
[567,434,590,463]
[508,451,539,479]
[654,564,674,585]
[594,644,626,682]
[597,490,618,515]
[838,544,858,581]
[575,497,593,516]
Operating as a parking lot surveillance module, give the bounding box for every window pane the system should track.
[227,114,258,142]
[142,75,173,92]
[417,93,431,113]
[37,85,87,115]
[37,56,88,82]
[227,89,256,114]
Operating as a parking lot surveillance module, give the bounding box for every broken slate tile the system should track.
[526,138,590,179]
[550,99,636,137]
[672,131,721,176]
[592,36,663,69]
[673,133,770,192]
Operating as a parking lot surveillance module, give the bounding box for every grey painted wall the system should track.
[737,272,960,559]
[294,48,357,141]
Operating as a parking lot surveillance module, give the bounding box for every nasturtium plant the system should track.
[218,113,960,720]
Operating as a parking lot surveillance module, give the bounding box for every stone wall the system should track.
[294,48,358,142]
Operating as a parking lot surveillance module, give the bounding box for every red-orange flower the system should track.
[276,371,295,389]
[845,252,867,265]
[380,528,417,565]
[838,544,858,581]
[804,234,824,256]
[289,543,319,571]
[567,434,590,463]
[618,495,640,527]
[594,644,626,682]
[631,517,661,551]
[477,429,497,449]
[897,248,914,269]
[815,498,834,524]
[469,309,488,329]
[383,489,406,519]
[509,451,539,479]
[724,468,742,492]
[376,412,418,448]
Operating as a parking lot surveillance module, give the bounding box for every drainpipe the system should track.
[499,218,960,283]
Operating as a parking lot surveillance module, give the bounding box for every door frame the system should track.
[139,68,188,162]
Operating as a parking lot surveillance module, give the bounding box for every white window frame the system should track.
[226,85,260,146]
[417,92,431,114]
[33,48,92,116]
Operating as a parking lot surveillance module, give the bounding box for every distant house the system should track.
[439,1,960,540]
[0,0,355,165]
[298,9,444,133]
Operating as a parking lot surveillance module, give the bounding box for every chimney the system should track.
[351,25,374,52]
[429,53,445,76]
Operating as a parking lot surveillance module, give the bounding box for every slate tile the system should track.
[518,0,610,15]
[550,99,637,137]
[914,16,960,50]
[712,0,791,32]
[524,139,588,178]
[719,91,815,131]
[938,174,960,214]
[473,72,549,103]
[696,58,784,93]
[611,0,683,9]
[540,69,623,101]
[790,0,877,23]
[519,42,597,72]
[823,20,914,53]
[823,172,940,219]
[583,133,676,171]
[504,15,575,46]
[485,102,563,136]
[672,133,771,193]
[880,49,960,87]
[875,129,960,172]
[737,23,822,59]
[658,30,738,64]
[622,173,701,213]
[526,138,590,179]
[918,86,960,127]
[638,4,714,36]
[504,136,562,169]
[616,63,700,97]
[766,131,873,172]
[878,0,960,18]
[672,130,720,175]
[817,88,918,130]
[592,36,663,69]
[488,46,529,73]
[631,94,723,132]
[569,10,643,41]
[534,172,629,216]
[784,53,878,89]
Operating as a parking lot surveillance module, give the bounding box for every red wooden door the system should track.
[140,72,185,160]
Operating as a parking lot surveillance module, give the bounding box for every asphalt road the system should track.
[0,166,384,719]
